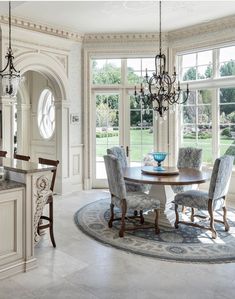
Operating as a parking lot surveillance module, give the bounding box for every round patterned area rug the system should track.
[74,199,235,263]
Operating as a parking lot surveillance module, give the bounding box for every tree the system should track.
[183,67,196,81]
[96,102,118,128]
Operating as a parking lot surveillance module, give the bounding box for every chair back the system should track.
[0,151,7,157]
[104,154,126,199]
[107,146,127,168]
[38,158,59,192]
[177,147,202,170]
[14,153,30,161]
[209,155,234,200]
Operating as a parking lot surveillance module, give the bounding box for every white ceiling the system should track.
[1,1,235,34]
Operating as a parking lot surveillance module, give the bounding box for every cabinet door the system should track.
[0,188,24,267]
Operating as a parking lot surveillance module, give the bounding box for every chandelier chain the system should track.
[9,1,11,50]
[159,0,161,54]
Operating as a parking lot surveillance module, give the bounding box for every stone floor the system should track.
[1,189,235,299]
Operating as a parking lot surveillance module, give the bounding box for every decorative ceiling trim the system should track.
[0,15,84,42]
[83,32,166,43]
[0,13,235,44]
[168,14,235,41]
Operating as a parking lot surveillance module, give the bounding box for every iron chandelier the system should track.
[134,0,189,118]
[0,1,21,97]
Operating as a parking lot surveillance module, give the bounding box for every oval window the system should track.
[37,89,55,139]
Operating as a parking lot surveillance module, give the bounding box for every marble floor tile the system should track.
[0,189,235,299]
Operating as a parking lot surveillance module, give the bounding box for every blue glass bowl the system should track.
[149,152,168,171]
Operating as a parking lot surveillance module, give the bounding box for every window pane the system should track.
[183,106,196,124]
[198,50,212,65]
[142,58,155,71]
[182,67,196,81]
[220,46,235,62]
[92,59,121,84]
[219,88,235,162]
[182,53,196,68]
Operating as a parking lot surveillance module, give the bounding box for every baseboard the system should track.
[0,258,37,280]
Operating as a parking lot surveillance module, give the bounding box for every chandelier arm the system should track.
[0,59,10,74]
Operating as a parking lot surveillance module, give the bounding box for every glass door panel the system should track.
[95,93,120,180]
[129,95,154,166]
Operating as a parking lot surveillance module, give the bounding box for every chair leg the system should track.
[223,206,230,232]
[154,209,160,234]
[140,210,144,224]
[108,203,114,228]
[208,199,217,239]
[119,199,127,237]
[191,208,195,222]
[49,200,56,248]
[174,204,179,229]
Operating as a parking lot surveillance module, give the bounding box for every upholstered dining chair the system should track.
[104,154,160,237]
[107,146,144,192]
[38,157,59,247]
[171,147,203,194]
[14,153,30,161]
[0,151,7,157]
[174,155,234,239]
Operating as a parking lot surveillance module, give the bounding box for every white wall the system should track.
[0,22,83,194]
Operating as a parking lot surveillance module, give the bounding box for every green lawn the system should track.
[96,129,235,163]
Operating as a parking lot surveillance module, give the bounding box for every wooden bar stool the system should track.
[38,157,59,247]
[0,151,7,157]
[14,153,30,161]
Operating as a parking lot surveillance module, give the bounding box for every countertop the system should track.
[0,158,55,174]
[0,179,25,191]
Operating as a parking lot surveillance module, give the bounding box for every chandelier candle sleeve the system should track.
[134,0,190,117]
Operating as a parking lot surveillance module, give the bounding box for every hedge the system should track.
[96,131,119,138]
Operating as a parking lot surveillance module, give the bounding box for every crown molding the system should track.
[168,14,235,41]
[0,15,84,42]
[83,32,163,43]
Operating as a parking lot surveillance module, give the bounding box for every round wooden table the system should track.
[123,166,210,227]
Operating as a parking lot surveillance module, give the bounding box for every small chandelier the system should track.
[135,0,189,118]
[0,1,21,98]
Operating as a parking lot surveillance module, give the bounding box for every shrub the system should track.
[221,127,232,138]
[96,131,119,138]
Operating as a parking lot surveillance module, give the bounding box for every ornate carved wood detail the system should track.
[33,175,52,244]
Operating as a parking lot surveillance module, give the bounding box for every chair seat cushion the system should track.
[171,184,198,194]
[112,192,160,211]
[174,190,225,210]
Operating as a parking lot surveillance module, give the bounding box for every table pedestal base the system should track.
[146,185,176,227]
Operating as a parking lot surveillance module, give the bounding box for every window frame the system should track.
[177,44,235,167]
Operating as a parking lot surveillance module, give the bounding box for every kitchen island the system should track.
[0,158,55,280]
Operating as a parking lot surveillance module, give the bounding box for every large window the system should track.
[179,45,235,165]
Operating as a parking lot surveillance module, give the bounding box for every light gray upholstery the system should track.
[175,155,234,210]
[107,146,143,192]
[107,146,127,168]
[172,147,202,194]
[174,155,234,239]
[104,154,160,211]
[104,154,161,237]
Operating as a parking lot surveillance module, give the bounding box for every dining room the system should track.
[0,1,235,298]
